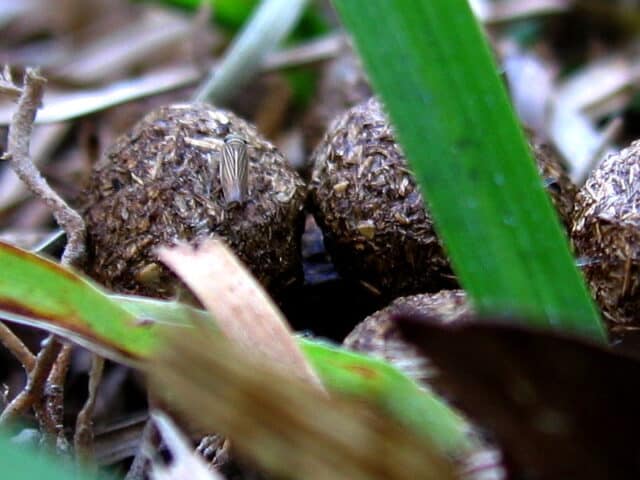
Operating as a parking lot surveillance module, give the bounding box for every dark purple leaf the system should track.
[396,313,640,480]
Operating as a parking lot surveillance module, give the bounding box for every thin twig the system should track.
[74,354,105,466]
[0,337,61,423]
[0,67,89,445]
[0,322,35,372]
[2,68,85,265]
[45,342,73,454]
[125,419,158,480]
[27,341,72,452]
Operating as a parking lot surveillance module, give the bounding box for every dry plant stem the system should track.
[74,354,105,466]
[0,337,61,424]
[194,0,309,103]
[47,343,72,399]
[28,341,68,440]
[125,419,157,480]
[3,68,85,265]
[0,321,35,372]
[1,68,88,443]
[43,342,73,448]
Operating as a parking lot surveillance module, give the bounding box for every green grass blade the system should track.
[193,0,309,103]
[0,241,474,455]
[300,338,474,454]
[0,242,162,359]
[332,0,604,341]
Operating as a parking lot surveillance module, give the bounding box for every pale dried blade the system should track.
[149,325,455,480]
[157,239,322,388]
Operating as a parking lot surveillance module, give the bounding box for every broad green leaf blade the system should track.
[332,0,604,341]
[0,241,474,455]
[113,294,211,328]
[0,241,165,360]
[300,338,473,454]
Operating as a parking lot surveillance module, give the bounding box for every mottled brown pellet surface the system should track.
[310,98,575,298]
[572,140,640,328]
[344,290,472,383]
[83,103,306,298]
[309,98,454,297]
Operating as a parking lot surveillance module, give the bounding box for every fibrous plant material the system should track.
[344,290,472,384]
[310,98,576,297]
[83,103,306,298]
[572,140,640,328]
[1,67,85,266]
[309,97,453,296]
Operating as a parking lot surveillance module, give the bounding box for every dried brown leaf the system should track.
[157,239,322,389]
[149,324,455,480]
